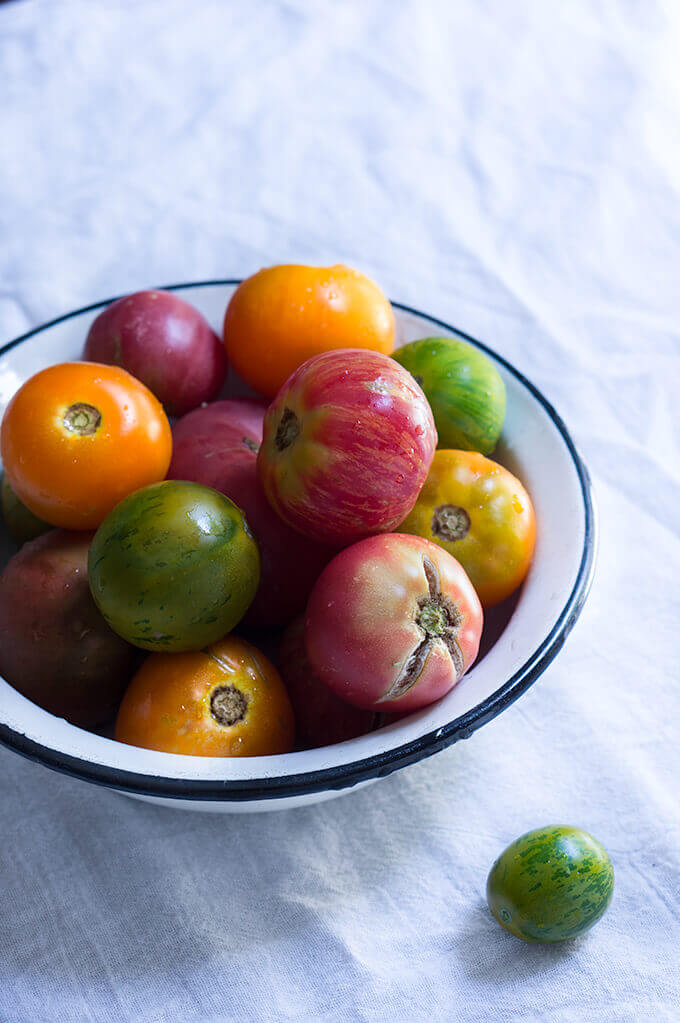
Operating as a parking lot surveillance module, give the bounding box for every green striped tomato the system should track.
[394,336,506,454]
[88,480,260,652]
[487,825,614,943]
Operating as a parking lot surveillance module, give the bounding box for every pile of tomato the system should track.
[0,265,536,758]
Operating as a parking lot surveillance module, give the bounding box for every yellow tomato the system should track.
[399,450,536,607]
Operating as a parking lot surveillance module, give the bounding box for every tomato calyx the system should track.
[210,685,248,726]
[274,408,300,451]
[431,503,471,542]
[381,556,464,702]
[62,402,102,437]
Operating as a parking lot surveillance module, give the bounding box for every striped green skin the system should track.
[394,337,506,455]
[487,826,614,943]
[88,481,260,652]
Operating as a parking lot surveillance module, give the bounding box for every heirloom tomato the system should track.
[1,362,172,530]
[394,336,506,454]
[88,480,260,652]
[115,635,294,756]
[305,534,483,713]
[84,289,227,416]
[399,450,536,607]
[223,264,395,397]
[0,530,136,726]
[487,826,614,943]
[257,349,437,545]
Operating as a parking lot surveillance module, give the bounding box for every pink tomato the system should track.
[84,290,227,416]
[257,349,437,545]
[168,400,335,627]
[305,533,483,712]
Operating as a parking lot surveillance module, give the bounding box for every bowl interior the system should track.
[0,283,591,788]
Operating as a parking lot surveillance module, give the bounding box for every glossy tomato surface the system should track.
[223,264,395,398]
[84,290,227,416]
[277,616,379,749]
[257,349,437,545]
[88,480,260,651]
[1,362,172,530]
[487,826,614,943]
[394,336,506,454]
[305,533,483,712]
[399,450,536,607]
[115,635,294,756]
[168,400,336,626]
[0,530,136,727]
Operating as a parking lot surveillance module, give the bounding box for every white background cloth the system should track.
[1,2,679,1020]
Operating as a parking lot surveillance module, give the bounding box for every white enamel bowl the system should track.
[0,282,596,812]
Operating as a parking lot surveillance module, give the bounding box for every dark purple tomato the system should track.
[0,530,136,726]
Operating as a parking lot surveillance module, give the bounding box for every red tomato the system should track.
[305,534,483,712]
[257,349,437,545]
[167,400,336,626]
[84,290,227,416]
[277,616,379,749]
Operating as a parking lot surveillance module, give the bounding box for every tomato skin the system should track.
[257,349,437,545]
[115,635,295,756]
[224,264,395,398]
[168,400,336,626]
[1,362,172,530]
[88,480,260,652]
[277,616,379,749]
[305,534,483,713]
[84,290,228,416]
[0,530,136,727]
[399,450,536,607]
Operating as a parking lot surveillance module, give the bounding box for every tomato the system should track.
[115,635,295,756]
[84,290,227,416]
[257,349,437,545]
[487,826,614,943]
[305,534,483,712]
[223,264,395,398]
[168,399,335,626]
[88,480,260,652]
[277,616,379,749]
[1,362,172,530]
[0,530,136,727]
[399,450,536,607]
[394,336,506,454]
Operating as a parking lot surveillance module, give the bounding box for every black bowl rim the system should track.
[0,280,596,802]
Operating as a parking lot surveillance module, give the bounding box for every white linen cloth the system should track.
[0,2,678,1020]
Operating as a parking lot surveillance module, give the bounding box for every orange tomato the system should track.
[399,449,536,607]
[115,636,295,757]
[223,264,395,398]
[1,362,172,530]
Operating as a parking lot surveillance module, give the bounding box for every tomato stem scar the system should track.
[380,556,464,702]
[275,408,300,451]
[432,504,471,542]
[63,403,102,436]
[210,685,248,726]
